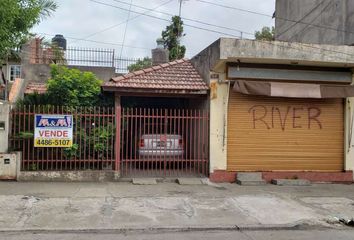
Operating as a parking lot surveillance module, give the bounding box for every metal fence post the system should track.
[115,106,121,171]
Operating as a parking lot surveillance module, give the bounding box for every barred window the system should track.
[9,65,21,81]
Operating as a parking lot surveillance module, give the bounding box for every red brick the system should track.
[209,170,353,183]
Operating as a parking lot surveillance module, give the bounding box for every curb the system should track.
[0,223,333,234]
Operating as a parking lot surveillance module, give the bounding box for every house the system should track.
[1,36,124,101]
[191,38,354,183]
[102,43,209,177]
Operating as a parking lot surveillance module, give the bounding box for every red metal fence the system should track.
[119,108,209,177]
[10,106,209,177]
[10,106,116,171]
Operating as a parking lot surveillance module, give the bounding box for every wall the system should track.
[0,102,11,153]
[345,73,354,179]
[67,65,115,82]
[275,0,354,45]
[22,64,115,84]
[22,63,51,83]
[209,75,229,173]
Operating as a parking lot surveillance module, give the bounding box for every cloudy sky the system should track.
[32,0,275,58]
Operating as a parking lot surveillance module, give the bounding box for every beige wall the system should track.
[344,73,354,179]
[209,69,354,178]
[209,74,229,172]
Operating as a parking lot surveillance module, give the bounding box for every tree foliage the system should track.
[255,26,275,41]
[0,0,57,62]
[127,57,152,72]
[161,16,186,61]
[46,65,103,106]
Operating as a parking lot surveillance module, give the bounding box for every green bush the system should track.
[46,65,103,106]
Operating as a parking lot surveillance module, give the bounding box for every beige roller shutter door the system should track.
[227,91,344,171]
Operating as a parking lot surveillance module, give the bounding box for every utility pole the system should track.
[178,0,183,17]
[176,0,185,59]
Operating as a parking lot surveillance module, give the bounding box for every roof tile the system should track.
[25,82,47,94]
[105,59,208,91]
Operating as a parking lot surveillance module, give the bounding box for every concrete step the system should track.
[237,172,263,181]
[271,179,311,186]
[236,180,267,186]
[177,178,203,185]
[132,178,157,185]
[236,173,266,186]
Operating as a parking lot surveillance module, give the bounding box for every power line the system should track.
[110,0,254,36]
[196,0,354,37]
[288,0,333,41]
[276,0,327,38]
[89,0,241,38]
[72,0,174,44]
[34,32,151,50]
[88,0,354,60]
[119,0,133,58]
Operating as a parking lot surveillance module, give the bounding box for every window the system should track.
[8,65,21,81]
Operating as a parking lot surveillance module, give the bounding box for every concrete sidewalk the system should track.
[0,181,353,231]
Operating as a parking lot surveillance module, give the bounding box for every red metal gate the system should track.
[10,105,209,177]
[10,106,116,171]
[117,108,209,177]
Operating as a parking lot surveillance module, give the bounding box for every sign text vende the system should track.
[34,114,73,147]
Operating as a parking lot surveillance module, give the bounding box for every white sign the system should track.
[34,114,73,147]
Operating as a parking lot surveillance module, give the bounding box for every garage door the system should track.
[227,91,344,171]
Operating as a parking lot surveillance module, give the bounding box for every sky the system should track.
[32,0,276,58]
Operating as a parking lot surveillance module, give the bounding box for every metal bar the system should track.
[170,109,173,177]
[129,108,133,175]
[197,110,201,176]
[115,106,121,172]
[201,110,205,176]
[193,109,197,175]
[143,108,147,175]
[186,109,190,175]
[88,106,92,170]
[146,108,150,176]
[98,106,101,170]
[83,107,87,170]
[60,106,64,170]
[31,106,35,170]
[134,108,138,176]
[103,107,107,168]
[151,108,153,177]
[51,105,55,170]
[138,108,142,174]
[121,108,124,175]
[125,108,129,176]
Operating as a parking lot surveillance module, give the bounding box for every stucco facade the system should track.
[192,38,354,182]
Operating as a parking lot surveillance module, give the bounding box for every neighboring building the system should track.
[192,38,354,183]
[1,36,134,100]
[275,0,354,45]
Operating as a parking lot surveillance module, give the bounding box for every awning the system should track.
[233,80,354,98]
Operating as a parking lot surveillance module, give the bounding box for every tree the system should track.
[161,16,186,61]
[46,65,102,106]
[127,57,152,72]
[0,0,57,62]
[255,26,275,41]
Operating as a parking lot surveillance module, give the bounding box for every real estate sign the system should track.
[34,114,73,147]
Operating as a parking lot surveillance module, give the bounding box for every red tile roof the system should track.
[25,82,47,94]
[103,59,208,92]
